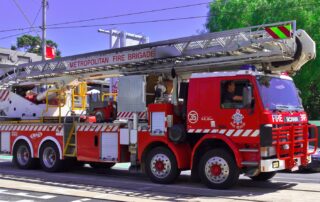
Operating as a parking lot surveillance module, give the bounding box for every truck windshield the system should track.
[256,76,303,111]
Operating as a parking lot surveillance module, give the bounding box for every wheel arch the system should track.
[191,134,242,170]
[140,140,189,171]
[38,137,63,159]
[12,136,34,158]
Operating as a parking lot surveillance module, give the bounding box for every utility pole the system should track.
[41,0,47,61]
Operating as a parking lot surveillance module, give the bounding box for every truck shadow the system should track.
[0,161,313,201]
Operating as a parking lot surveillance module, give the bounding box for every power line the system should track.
[0,31,35,40]
[1,1,319,38]
[46,2,210,27]
[47,15,210,30]
[0,14,210,40]
[32,5,42,26]
[2,1,319,34]
[11,0,40,36]
[0,1,210,33]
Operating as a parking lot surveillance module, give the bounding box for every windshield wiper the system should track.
[275,105,303,111]
[275,105,290,110]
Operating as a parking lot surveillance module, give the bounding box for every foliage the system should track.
[206,0,320,119]
[12,34,61,57]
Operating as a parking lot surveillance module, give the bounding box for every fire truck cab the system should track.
[181,70,317,188]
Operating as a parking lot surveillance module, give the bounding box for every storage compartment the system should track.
[1,132,10,153]
[101,132,118,161]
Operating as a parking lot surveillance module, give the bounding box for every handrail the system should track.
[101,93,118,101]
[41,89,66,123]
[71,82,87,111]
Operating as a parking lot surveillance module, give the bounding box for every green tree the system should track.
[206,0,320,119]
[11,34,61,57]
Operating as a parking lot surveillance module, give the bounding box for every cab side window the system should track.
[221,80,252,109]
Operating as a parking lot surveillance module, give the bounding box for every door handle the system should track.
[94,135,99,147]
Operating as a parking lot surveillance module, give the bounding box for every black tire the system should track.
[39,142,63,172]
[12,141,37,169]
[95,110,106,123]
[145,147,180,184]
[199,149,239,189]
[89,162,115,169]
[250,172,276,181]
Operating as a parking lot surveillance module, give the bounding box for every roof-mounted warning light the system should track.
[240,64,257,71]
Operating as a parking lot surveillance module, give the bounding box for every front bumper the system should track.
[260,157,304,172]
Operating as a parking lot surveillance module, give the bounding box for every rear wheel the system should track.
[13,141,37,169]
[250,172,276,181]
[40,142,63,172]
[199,149,239,189]
[145,147,180,184]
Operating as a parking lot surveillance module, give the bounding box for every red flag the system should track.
[46,46,56,59]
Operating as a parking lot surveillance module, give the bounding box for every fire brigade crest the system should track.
[231,109,245,129]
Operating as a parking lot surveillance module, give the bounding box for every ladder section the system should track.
[0,21,297,87]
[63,122,77,157]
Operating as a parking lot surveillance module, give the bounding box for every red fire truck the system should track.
[0,21,318,189]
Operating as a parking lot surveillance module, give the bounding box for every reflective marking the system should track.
[219,129,226,134]
[112,126,118,132]
[203,129,210,133]
[95,125,102,131]
[242,129,252,137]
[211,129,218,133]
[251,130,260,137]
[233,129,243,137]
[101,125,107,131]
[226,130,235,136]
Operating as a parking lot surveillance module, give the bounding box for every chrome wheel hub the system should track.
[150,153,171,179]
[205,156,229,184]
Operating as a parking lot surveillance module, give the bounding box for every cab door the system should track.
[217,78,260,143]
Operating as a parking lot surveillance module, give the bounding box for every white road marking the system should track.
[16,200,35,202]
[0,189,56,199]
[71,199,91,202]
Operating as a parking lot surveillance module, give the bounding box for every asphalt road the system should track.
[0,187,108,202]
[0,156,319,201]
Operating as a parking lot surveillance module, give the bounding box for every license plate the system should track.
[284,116,300,122]
[272,161,279,168]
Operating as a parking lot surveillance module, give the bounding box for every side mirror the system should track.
[242,86,252,108]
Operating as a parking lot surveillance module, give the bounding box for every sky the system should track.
[0,0,209,56]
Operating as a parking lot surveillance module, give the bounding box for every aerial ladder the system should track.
[0,21,315,120]
[0,21,317,190]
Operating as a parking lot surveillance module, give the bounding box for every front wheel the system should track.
[199,149,239,189]
[250,172,276,181]
[39,142,63,172]
[145,147,180,184]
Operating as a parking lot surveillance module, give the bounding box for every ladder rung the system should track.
[64,154,76,157]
